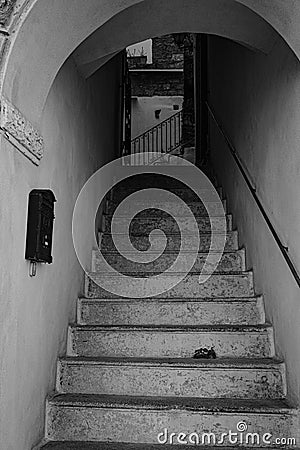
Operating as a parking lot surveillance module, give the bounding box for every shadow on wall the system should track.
[0,52,123,449]
[209,35,300,407]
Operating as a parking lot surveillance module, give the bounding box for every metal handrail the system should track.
[131,110,182,157]
[206,101,300,288]
[132,110,182,142]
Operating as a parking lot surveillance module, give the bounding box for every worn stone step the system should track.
[112,187,223,202]
[100,231,238,252]
[92,248,245,274]
[77,296,265,326]
[68,324,274,358]
[46,395,299,444]
[39,443,286,450]
[105,200,227,217]
[39,442,275,450]
[85,272,254,299]
[111,173,215,190]
[102,214,231,233]
[57,356,285,399]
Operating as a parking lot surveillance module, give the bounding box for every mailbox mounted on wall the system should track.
[25,190,56,264]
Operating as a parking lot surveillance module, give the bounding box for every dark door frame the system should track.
[194,34,208,166]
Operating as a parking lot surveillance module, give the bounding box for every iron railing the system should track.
[206,101,300,288]
[130,110,182,165]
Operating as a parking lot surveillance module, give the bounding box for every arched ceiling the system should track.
[1,0,300,126]
[73,0,278,79]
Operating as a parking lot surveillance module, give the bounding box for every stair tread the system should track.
[106,200,223,205]
[60,356,283,368]
[87,271,251,277]
[70,323,271,332]
[89,273,247,277]
[79,296,261,303]
[40,442,271,449]
[48,394,295,414]
[101,231,233,235]
[103,213,228,218]
[97,249,243,254]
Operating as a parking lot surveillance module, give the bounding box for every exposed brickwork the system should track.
[129,34,184,97]
[131,71,183,97]
[151,34,184,69]
[182,35,195,145]
[128,35,184,70]
[127,56,147,69]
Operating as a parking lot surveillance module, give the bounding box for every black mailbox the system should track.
[25,190,56,264]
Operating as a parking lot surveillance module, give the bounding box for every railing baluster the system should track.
[172,116,174,149]
[179,111,182,143]
[174,116,176,147]
[166,119,168,152]
[174,115,177,147]
[165,122,167,153]
[151,130,154,163]
[129,110,182,165]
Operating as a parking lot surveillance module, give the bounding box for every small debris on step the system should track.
[193,346,217,359]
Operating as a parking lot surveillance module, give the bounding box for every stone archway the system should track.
[1,0,300,166]
[0,0,283,118]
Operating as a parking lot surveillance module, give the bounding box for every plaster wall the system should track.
[208,36,300,405]
[131,96,183,139]
[1,0,279,125]
[0,54,122,449]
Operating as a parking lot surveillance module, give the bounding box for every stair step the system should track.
[102,214,231,233]
[85,272,254,299]
[68,324,274,358]
[46,395,299,443]
[57,357,285,399]
[112,187,223,202]
[92,248,245,273]
[40,442,273,450]
[100,231,238,252]
[105,200,227,217]
[41,168,298,447]
[111,173,214,190]
[77,296,264,326]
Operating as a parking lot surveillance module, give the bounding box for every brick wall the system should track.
[127,56,147,69]
[131,71,183,97]
[151,35,184,69]
[128,35,184,70]
[182,35,195,145]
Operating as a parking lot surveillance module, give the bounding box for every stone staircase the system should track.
[40,173,299,449]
